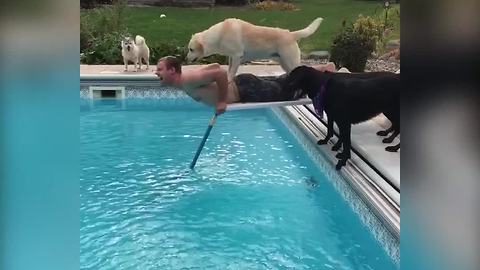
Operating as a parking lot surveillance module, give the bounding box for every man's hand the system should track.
[215,101,227,115]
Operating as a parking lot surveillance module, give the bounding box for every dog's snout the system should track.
[185,55,195,63]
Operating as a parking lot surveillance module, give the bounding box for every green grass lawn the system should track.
[83,0,399,53]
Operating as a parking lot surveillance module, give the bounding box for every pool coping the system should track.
[80,64,288,76]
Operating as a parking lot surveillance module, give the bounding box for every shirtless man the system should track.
[154,56,336,115]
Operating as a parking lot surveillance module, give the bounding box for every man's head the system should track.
[155,56,182,85]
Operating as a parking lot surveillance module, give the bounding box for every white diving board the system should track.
[227,98,312,111]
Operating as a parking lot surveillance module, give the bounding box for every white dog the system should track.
[186,17,323,79]
[121,35,150,72]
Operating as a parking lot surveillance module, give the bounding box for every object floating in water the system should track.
[305,176,318,188]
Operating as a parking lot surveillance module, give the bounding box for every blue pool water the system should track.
[80,99,398,269]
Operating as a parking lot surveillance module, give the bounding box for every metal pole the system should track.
[189,113,218,169]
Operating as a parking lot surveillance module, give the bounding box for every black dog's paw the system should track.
[382,137,394,144]
[317,138,329,145]
[377,130,389,136]
[335,160,346,170]
[331,143,341,151]
[386,145,400,152]
[336,151,350,159]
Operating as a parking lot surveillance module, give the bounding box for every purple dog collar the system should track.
[313,84,327,118]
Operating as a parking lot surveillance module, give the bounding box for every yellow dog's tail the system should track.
[292,17,323,40]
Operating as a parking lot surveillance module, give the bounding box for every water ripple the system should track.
[81,105,398,270]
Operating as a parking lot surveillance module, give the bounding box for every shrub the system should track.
[215,0,292,6]
[215,0,249,5]
[80,0,129,64]
[330,13,392,72]
[149,42,228,65]
[253,0,297,11]
[353,15,382,52]
[199,54,228,65]
[81,35,229,65]
[330,25,374,72]
[81,31,129,64]
[81,0,113,9]
[80,17,95,53]
[150,43,188,64]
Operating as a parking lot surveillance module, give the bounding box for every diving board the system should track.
[227,98,312,111]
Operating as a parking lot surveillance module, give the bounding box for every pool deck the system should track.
[80,64,400,193]
[80,64,287,76]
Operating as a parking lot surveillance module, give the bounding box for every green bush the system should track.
[330,14,390,72]
[80,17,94,53]
[215,0,249,5]
[81,31,129,64]
[254,1,297,11]
[216,0,291,6]
[199,54,228,65]
[82,35,229,65]
[149,43,228,65]
[353,15,382,52]
[330,25,374,72]
[150,43,187,64]
[81,0,114,9]
[80,0,129,64]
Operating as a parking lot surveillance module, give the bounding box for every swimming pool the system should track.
[80,93,399,269]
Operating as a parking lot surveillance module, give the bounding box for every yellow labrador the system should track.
[186,17,323,79]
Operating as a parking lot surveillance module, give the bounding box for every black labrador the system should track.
[284,66,400,170]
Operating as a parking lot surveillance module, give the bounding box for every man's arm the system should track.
[211,68,228,114]
[186,67,228,114]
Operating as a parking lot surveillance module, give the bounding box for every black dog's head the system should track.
[284,65,332,99]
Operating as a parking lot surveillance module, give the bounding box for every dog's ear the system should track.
[285,67,304,88]
[283,66,309,97]
[197,40,204,55]
[291,66,330,99]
